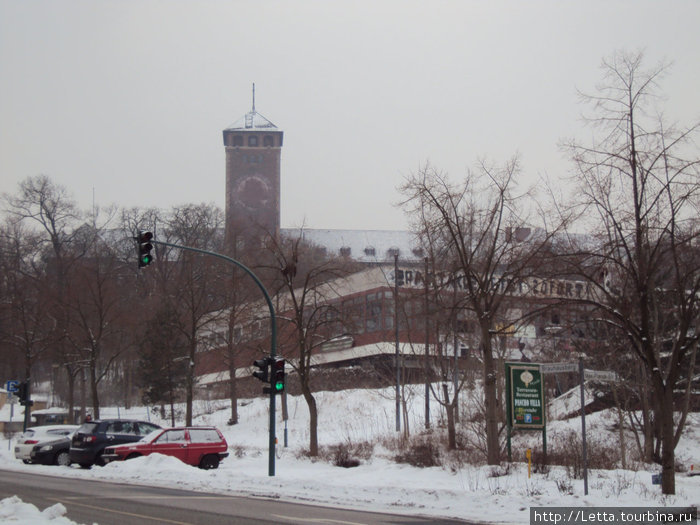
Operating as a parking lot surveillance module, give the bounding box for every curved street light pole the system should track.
[147,239,278,476]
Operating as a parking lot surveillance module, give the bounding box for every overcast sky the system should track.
[1,1,698,231]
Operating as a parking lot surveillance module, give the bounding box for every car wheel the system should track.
[79,463,92,469]
[199,455,220,470]
[55,451,71,467]
[94,452,106,467]
[22,460,31,464]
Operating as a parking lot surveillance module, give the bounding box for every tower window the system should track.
[248,135,258,147]
[340,247,351,257]
[364,247,376,256]
[263,135,274,147]
[233,135,243,147]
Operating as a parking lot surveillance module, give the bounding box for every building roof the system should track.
[283,228,424,264]
[224,110,280,131]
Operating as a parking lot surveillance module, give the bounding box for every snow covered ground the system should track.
[1,386,699,524]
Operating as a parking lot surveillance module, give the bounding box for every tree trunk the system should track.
[612,386,627,470]
[482,335,500,464]
[442,382,456,450]
[185,340,196,426]
[185,377,193,426]
[65,366,76,424]
[90,362,100,420]
[659,387,676,494]
[228,360,238,425]
[301,384,318,456]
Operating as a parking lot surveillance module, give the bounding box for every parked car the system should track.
[69,419,161,468]
[14,425,80,465]
[102,426,229,469]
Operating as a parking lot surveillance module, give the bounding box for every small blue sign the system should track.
[5,380,19,393]
[524,413,532,423]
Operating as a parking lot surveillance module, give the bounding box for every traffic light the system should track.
[17,380,31,406]
[253,357,270,383]
[136,230,154,268]
[271,358,285,394]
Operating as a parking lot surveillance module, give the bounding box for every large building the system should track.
[196,98,589,394]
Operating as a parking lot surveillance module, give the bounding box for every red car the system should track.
[102,426,229,469]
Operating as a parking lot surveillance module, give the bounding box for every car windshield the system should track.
[140,429,163,443]
[76,422,99,434]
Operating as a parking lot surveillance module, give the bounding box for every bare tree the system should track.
[265,230,353,456]
[560,50,700,494]
[159,203,228,426]
[63,211,131,419]
[400,157,563,464]
[2,175,84,416]
[0,218,52,382]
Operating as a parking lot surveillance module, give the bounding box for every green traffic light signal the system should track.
[271,358,285,394]
[136,230,154,268]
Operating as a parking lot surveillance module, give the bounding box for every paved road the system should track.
[0,469,470,524]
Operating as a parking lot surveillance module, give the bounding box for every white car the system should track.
[14,425,80,464]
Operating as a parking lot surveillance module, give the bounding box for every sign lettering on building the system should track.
[391,269,593,300]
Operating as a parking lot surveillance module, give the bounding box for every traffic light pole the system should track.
[148,239,278,476]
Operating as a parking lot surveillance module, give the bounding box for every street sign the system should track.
[584,369,618,382]
[5,380,19,393]
[506,363,545,429]
[541,362,578,374]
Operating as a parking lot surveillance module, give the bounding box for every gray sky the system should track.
[1,1,698,231]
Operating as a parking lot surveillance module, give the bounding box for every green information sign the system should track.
[506,363,545,429]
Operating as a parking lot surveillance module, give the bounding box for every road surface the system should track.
[0,469,471,524]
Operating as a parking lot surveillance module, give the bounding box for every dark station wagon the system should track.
[69,419,161,468]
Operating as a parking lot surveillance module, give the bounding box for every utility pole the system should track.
[394,252,401,433]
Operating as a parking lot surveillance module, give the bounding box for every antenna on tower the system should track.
[252,83,256,113]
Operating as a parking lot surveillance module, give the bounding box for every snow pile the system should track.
[0,496,80,524]
[1,386,699,524]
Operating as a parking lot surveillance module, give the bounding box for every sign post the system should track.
[539,360,616,495]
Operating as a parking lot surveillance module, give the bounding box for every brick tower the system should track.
[223,87,283,254]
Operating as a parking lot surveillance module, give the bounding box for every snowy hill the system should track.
[1,385,699,524]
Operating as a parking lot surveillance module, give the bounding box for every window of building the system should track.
[263,135,274,147]
[364,247,376,257]
[339,247,351,257]
[412,247,424,257]
[343,296,365,334]
[233,135,243,147]
[366,293,383,332]
[248,135,258,147]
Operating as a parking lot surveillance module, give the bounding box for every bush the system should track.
[319,440,373,468]
[536,429,620,478]
[395,437,441,468]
